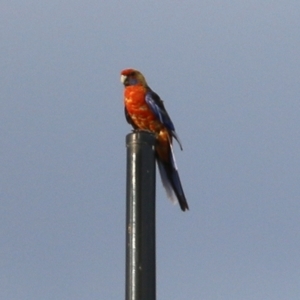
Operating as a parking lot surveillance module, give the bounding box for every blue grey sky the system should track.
[1,1,300,299]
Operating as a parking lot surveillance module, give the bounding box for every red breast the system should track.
[124,86,159,131]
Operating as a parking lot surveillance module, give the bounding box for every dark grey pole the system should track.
[125,132,156,300]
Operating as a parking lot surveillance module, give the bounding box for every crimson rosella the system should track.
[120,68,189,211]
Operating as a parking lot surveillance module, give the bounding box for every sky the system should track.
[1,1,300,299]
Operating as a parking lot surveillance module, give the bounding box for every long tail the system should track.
[156,143,189,211]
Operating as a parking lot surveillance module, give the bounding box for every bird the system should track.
[120,68,189,211]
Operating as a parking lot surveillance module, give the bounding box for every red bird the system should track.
[120,68,189,211]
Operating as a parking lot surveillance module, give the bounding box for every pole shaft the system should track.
[125,132,156,300]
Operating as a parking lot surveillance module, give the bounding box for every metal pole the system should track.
[125,132,156,300]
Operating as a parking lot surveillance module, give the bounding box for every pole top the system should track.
[126,131,156,147]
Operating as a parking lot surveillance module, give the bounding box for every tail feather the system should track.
[157,160,178,204]
[157,144,189,211]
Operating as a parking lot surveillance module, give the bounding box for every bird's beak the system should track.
[120,75,127,84]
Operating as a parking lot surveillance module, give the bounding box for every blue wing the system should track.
[145,88,183,150]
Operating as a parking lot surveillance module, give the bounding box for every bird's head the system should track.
[120,69,148,87]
